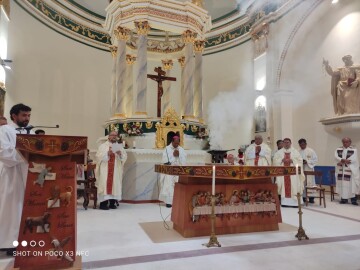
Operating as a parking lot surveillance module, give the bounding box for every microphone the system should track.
[164,147,171,165]
[16,125,60,134]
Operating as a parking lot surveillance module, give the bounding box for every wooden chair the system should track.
[77,164,97,210]
[304,171,326,208]
[329,169,337,201]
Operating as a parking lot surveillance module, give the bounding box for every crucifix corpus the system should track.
[147,67,176,117]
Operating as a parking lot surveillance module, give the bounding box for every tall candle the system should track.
[296,164,300,190]
[122,141,126,147]
[133,141,136,149]
[212,165,215,195]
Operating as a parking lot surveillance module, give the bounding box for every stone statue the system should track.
[323,55,360,115]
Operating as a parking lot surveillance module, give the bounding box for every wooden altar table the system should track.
[155,164,297,237]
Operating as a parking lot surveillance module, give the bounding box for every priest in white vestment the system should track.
[298,138,318,203]
[95,131,127,210]
[245,135,271,166]
[335,137,360,205]
[273,138,304,207]
[0,104,32,255]
[159,136,186,207]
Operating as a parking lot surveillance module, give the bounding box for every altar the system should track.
[122,147,210,201]
[155,164,297,237]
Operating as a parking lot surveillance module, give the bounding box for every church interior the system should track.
[1,0,360,269]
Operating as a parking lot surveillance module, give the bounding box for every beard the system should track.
[16,120,29,127]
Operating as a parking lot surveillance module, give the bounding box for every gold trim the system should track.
[145,121,153,129]
[134,111,148,116]
[178,56,185,68]
[114,26,130,41]
[135,21,150,35]
[161,59,173,71]
[155,107,184,149]
[183,115,197,120]
[182,30,196,44]
[114,113,126,118]
[126,54,136,65]
[194,40,205,52]
[109,45,117,58]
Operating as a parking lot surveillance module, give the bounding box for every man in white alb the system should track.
[0,104,32,256]
[95,131,127,210]
[298,138,318,203]
[273,138,304,207]
[159,136,186,208]
[335,137,360,205]
[245,135,271,166]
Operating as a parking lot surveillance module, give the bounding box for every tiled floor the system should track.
[2,196,360,270]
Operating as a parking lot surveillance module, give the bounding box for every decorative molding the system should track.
[14,0,302,55]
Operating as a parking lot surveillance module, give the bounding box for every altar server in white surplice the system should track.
[244,135,271,166]
[298,138,318,203]
[335,137,360,205]
[159,136,186,208]
[95,131,127,210]
[0,104,32,255]
[273,138,305,207]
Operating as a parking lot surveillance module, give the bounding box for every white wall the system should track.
[280,0,360,165]
[6,3,111,150]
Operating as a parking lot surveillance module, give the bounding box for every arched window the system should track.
[255,95,266,133]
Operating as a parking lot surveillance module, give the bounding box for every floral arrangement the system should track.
[124,123,143,136]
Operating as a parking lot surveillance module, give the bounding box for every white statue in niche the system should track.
[323,55,360,115]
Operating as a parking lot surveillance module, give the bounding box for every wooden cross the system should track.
[147,67,176,117]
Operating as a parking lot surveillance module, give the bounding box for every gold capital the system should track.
[182,30,196,44]
[194,40,205,52]
[126,54,137,65]
[135,21,150,35]
[114,26,130,41]
[178,56,185,68]
[192,0,204,8]
[162,59,173,71]
[109,46,118,58]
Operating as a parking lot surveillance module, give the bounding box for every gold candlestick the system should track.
[295,192,309,240]
[205,195,221,247]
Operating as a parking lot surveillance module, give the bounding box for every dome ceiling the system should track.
[14,0,294,54]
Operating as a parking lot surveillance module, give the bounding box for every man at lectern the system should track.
[158,136,187,208]
[0,103,32,256]
[95,131,127,210]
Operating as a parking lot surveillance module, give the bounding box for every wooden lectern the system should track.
[155,164,297,238]
[13,135,87,270]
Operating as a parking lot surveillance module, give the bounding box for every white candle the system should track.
[295,164,300,191]
[212,165,215,195]
[122,141,126,147]
[133,141,136,148]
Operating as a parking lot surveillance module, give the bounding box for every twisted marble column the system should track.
[182,30,196,120]
[125,54,136,117]
[135,21,150,117]
[178,56,185,117]
[114,26,130,118]
[161,59,174,115]
[109,46,117,117]
[194,40,205,122]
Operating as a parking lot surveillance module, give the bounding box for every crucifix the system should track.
[147,67,176,117]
